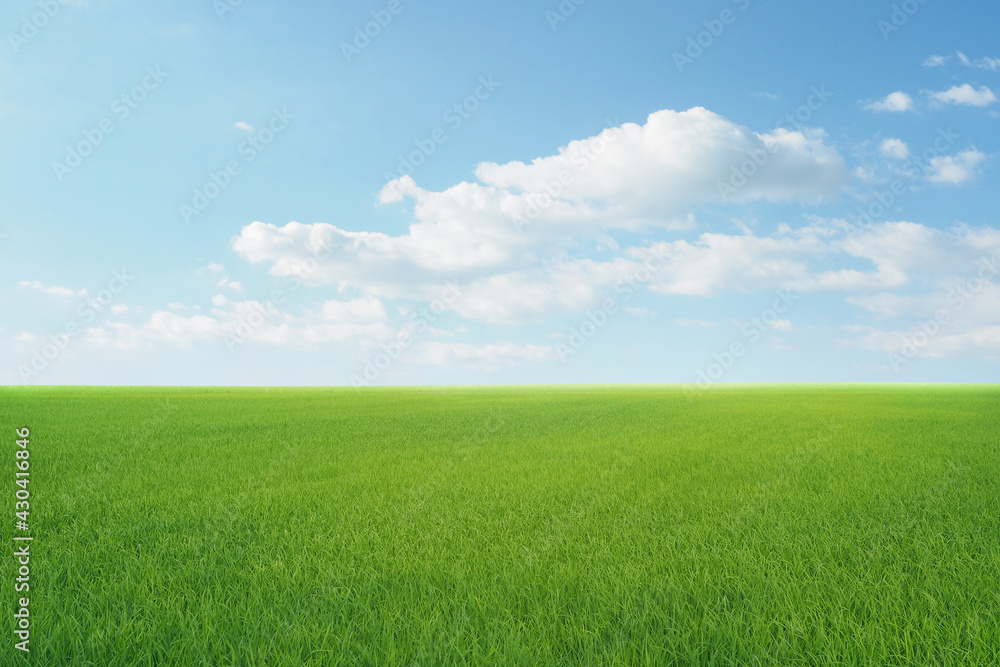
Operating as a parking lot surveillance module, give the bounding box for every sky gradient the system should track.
[2,0,999,386]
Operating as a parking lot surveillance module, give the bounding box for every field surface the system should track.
[2,385,998,665]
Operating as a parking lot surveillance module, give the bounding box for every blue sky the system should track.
[2,0,999,386]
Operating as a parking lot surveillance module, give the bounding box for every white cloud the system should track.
[158,102,1000,372]
[854,322,1000,363]
[232,215,1000,329]
[956,51,1000,71]
[473,106,846,214]
[639,221,1000,297]
[87,311,222,349]
[447,261,633,323]
[864,92,914,113]
[844,249,1000,362]
[18,280,86,298]
[922,327,1000,359]
[829,222,997,286]
[925,53,1000,71]
[110,304,129,315]
[929,84,997,107]
[82,216,1000,375]
[834,242,1000,364]
[234,121,254,132]
[207,263,225,273]
[634,232,823,297]
[232,107,847,324]
[86,297,396,351]
[879,138,910,160]
[217,276,243,291]
[926,149,986,185]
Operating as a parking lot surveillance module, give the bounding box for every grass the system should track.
[2,384,998,665]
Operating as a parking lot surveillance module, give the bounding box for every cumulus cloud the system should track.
[85,297,394,351]
[473,107,846,214]
[925,52,1000,71]
[18,280,86,298]
[838,242,1000,365]
[835,222,999,285]
[880,138,910,160]
[87,311,222,349]
[633,232,822,297]
[929,84,997,107]
[864,92,914,113]
[853,319,1000,363]
[232,213,1000,327]
[634,222,1000,297]
[89,216,1000,376]
[217,104,1000,371]
[956,52,1000,71]
[926,149,986,184]
[216,276,243,291]
[232,107,847,322]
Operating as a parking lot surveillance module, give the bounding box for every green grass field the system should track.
[2,385,998,665]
